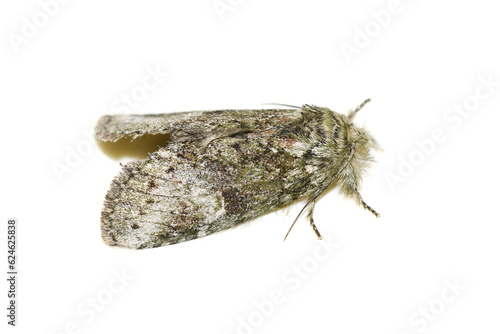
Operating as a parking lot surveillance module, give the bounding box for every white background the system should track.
[1,0,499,333]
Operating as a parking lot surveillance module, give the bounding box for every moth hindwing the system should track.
[96,101,380,249]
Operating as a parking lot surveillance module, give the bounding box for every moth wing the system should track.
[95,109,298,142]
[101,121,322,249]
[101,147,230,249]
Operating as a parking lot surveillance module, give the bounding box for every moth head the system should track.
[345,98,380,152]
[348,124,381,166]
[338,99,381,196]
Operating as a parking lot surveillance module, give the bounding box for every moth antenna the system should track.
[284,199,313,241]
[262,103,301,109]
[347,98,371,121]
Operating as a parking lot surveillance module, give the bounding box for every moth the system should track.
[96,100,380,249]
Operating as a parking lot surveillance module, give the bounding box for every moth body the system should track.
[96,101,380,249]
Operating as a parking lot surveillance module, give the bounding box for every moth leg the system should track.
[306,199,323,240]
[284,198,323,240]
[353,185,380,218]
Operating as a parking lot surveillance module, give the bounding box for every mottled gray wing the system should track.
[100,108,332,249]
[95,109,299,142]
